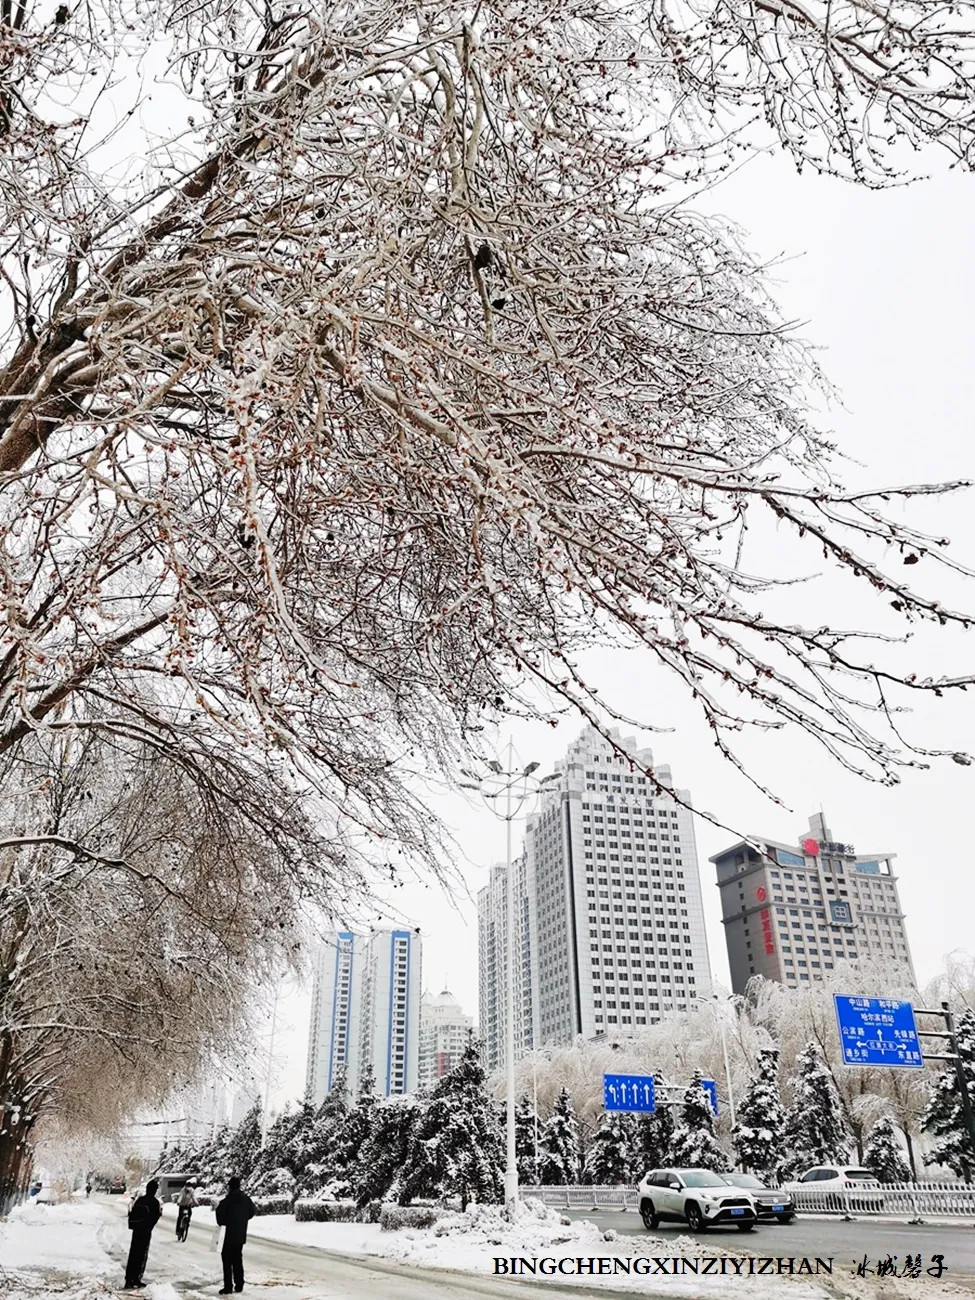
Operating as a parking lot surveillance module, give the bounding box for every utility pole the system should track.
[461,746,558,1221]
[259,982,281,1150]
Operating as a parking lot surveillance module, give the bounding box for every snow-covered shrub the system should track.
[294,1198,360,1222]
[247,1166,296,1198]
[303,1175,353,1202]
[379,1204,443,1231]
[251,1194,294,1216]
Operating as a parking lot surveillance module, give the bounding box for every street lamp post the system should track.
[260,980,282,1150]
[462,743,557,1221]
[712,993,738,1128]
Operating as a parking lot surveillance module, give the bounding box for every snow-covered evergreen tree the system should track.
[634,1105,675,1176]
[586,1111,639,1184]
[922,1008,975,1182]
[247,1102,313,1188]
[779,1043,850,1179]
[352,1094,419,1208]
[400,1041,504,1208]
[295,1071,351,1194]
[515,1094,541,1186]
[733,1049,785,1180]
[221,1102,262,1184]
[538,1087,581,1186]
[863,1116,911,1183]
[669,1072,730,1171]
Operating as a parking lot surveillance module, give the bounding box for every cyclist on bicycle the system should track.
[176,1181,199,1241]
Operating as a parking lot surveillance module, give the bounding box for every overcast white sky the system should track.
[257,152,975,1112]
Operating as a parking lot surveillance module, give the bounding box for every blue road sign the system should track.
[700,1078,719,1116]
[603,1073,656,1113]
[834,995,924,1068]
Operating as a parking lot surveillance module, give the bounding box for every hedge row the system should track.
[291,1199,447,1228]
[251,1194,295,1216]
[294,1199,360,1222]
[378,1205,444,1231]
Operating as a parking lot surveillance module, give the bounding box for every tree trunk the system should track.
[904,1130,918,1182]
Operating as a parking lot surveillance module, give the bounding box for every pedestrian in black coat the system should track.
[124,1180,162,1288]
[215,1176,256,1293]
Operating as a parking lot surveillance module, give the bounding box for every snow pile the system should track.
[143,1284,180,1300]
[364,1198,813,1295]
[365,1199,971,1300]
[0,1200,118,1275]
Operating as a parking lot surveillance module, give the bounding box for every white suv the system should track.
[783,1166,884,1209]
[638,1168,758,1232]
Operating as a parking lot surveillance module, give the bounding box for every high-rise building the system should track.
[712,812,916,994]
[477,726,712,1069]
[418,987,474,1088]
[477,857,534,1075]
[305,928,422,1104]
[305,931,362,1105]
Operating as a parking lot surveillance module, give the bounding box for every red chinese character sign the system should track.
[756,886,767,902]
[802,838,820,857]
[760,906,774,954]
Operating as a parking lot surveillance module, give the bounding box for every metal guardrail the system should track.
[522,1183,975,1217]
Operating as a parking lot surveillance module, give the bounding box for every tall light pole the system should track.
[259,980,282,1150]
[712,993,739,1128]
[462,743,557,1221]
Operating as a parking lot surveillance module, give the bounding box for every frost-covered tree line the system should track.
[162,1043,504,1210]
[158,972,975,1202]
[5,0,975,1208]
[499,961,975,1185]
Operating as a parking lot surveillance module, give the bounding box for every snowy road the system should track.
[565,1210,975,1281]
[103,1204,641,1300]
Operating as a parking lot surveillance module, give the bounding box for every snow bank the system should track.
[376,1201,975,1300]
[0,1199,118,1275]
[246,1213,384,1254]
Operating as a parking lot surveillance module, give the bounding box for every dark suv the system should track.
[638,1168,758,1232]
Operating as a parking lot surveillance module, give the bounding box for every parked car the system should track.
[638,1167,758,1232]
[783,1166,884,1210]
[720,1172,796,1222]
[109,1178,126,1195]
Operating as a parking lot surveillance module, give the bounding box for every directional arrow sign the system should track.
[603,1073,656,1113]
[834,995,924,1068]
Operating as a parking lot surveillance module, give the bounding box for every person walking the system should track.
[124,1179,162,1289]
[85,1181,92,1198]
[175,1180,198,1241]
[214,1176,255,1294]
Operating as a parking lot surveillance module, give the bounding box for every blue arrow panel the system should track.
[603,1073,656,1113]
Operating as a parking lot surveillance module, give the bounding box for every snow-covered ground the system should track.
[3,1197,973,1300]
[245,1198,974,1300]
[0,1199,118,1274]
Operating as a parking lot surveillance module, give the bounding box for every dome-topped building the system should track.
[418,984,474,1087]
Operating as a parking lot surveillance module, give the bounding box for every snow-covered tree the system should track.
[401,1041,503,1208]
[634,1107,676,1178]
[922,1009,975,1183]
[669,1073,730,1172]
[215,1103,260,1184]
[248,1102,314,1188]
[863,1116,911,1184]
[733,1050,785,1180]
[780,1044,851,1179]
[515,1094,541,1186]
[539,1088,582,1186]
[353,1096,419,1208]
[5,0,975,1190]
[586,1111,639,1185]
[295,1071,352,1196]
